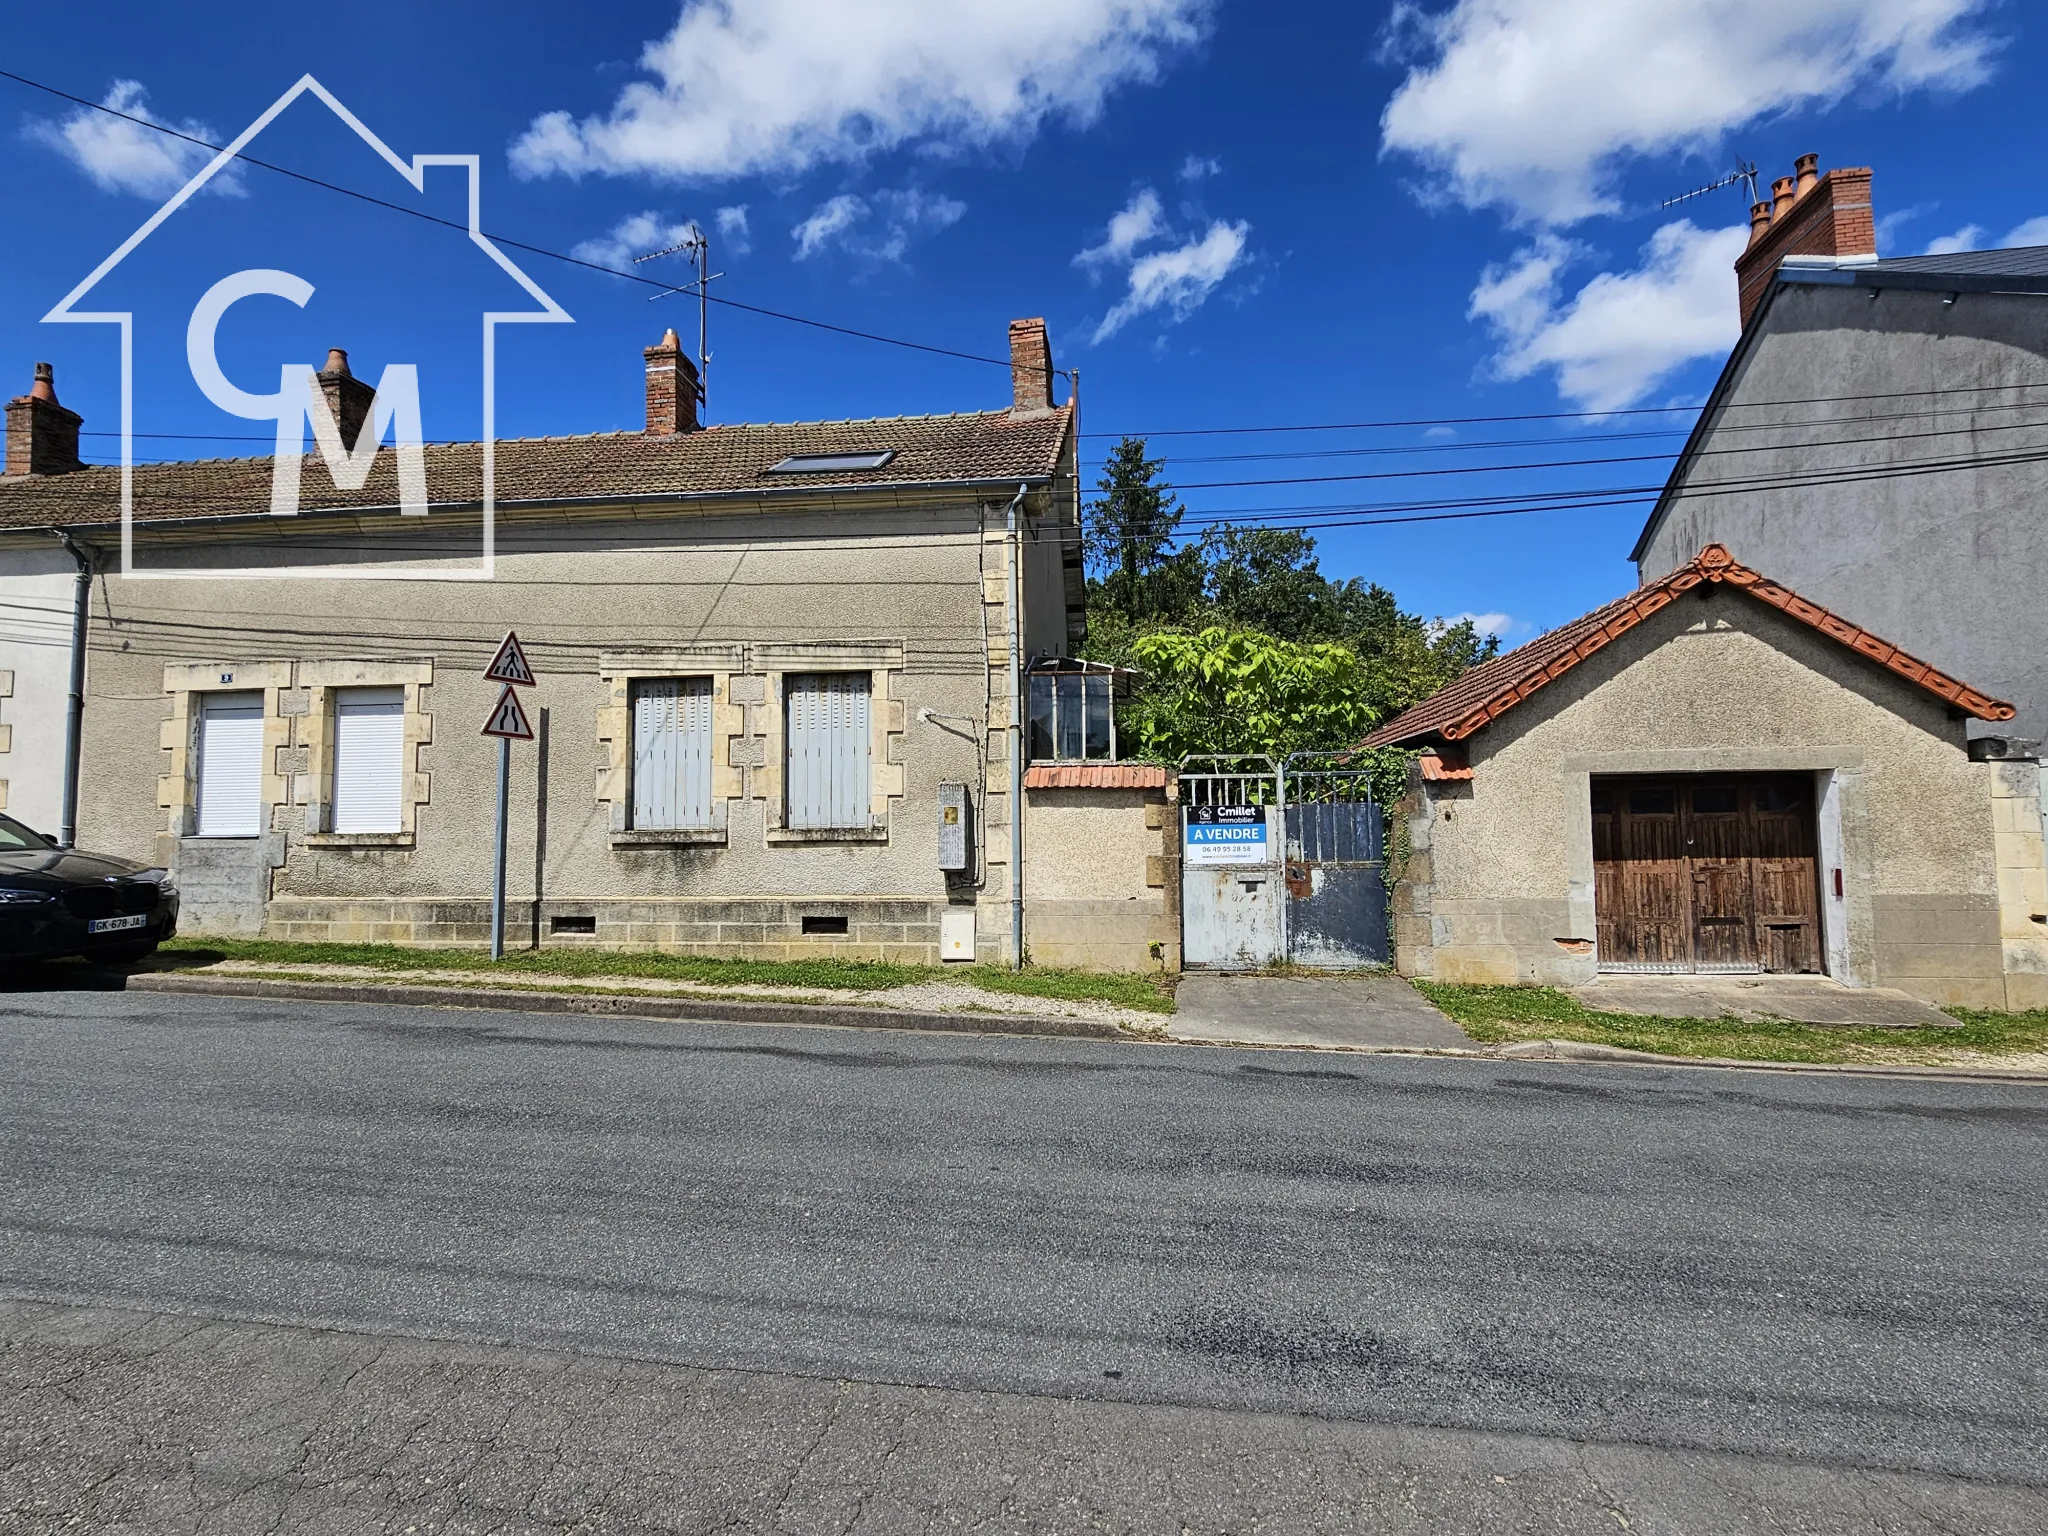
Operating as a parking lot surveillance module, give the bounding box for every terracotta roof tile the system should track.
[0,406,1072,531]
[1364,543,2015,748]
[1023,763,1171,789]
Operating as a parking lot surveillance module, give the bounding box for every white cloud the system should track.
[1923,224,1984,255]
[571,211,703,273]
[24,79,245,199]
[792,195,866,259]
[1923,215,2048,254]
[1447,611,1513,639]
[1179,153,1221,181]
[1074,189,1169,275]
[510,0,1209,182]
[791,188,966,262]
[1471,219,1748,411]
[1381,0,1994,226]
[715,204,752,253]
[1075,187,1250,340]
[1094,219,1250,342]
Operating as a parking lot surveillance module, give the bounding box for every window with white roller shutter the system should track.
[630,677,715,829]
[195,692,265,839]
[784,673,871,830]
[332,686,406,834]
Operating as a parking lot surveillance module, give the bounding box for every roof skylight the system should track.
[765,450,896,474]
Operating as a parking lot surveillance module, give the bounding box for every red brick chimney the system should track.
[1734,153,1876,328]
[4,363,84,477]
[643,328,701,435]
[1008,318,1054,413]
[315,348,376,451]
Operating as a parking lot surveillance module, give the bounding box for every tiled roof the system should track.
[1865,245,2048,279]
[0,406,1073,532]
[1364,543,2015,748]
[1023,763,1171,789]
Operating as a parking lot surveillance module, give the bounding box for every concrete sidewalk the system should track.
[1168,972,1473,1050]
[1567,974,1960,1028]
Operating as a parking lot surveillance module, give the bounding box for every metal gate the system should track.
[1280,752,1388,969]
[1179,756,1283,969]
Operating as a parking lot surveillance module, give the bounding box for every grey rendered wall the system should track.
[1401,585,2007,1007]
[1637,283,2048,742]
[69,493,1026,959]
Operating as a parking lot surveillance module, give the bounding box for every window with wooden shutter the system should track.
[332,686,406,834]
[195,691,265,838]
[631,677,716,829]
[784,672,872,830]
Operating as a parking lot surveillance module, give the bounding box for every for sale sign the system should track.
[1184,805,1270,867]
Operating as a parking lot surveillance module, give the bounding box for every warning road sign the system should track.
[483,631,535,687]
[480,683,534,740]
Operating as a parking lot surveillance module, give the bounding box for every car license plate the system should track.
[88,913,147,935]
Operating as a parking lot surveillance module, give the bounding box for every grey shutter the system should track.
[196,691,265,838]
[631,677,715,828]
[332,686,406,833]
[785,673,871,829]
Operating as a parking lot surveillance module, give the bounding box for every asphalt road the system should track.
[2,989,2045,1520]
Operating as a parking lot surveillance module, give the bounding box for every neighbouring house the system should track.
[1366,544,2048,1010]
[0,363,86,835]
[1633,151,2048,754]
[0,320,1172,970]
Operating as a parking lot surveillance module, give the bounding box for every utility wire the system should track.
[0,66,1067,382]
[1083,379,2048,439]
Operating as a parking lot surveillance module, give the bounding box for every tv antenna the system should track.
[634,228,722,415]
[1660,160,1761,211]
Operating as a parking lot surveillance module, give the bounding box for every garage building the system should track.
[1365,544,2048,1010]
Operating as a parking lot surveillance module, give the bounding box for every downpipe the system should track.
[1006,482,1027,970]
[54,531,90,848]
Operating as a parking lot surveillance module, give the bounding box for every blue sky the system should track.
[3,1,2043,640]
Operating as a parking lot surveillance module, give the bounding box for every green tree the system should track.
[1083,437,1204,627]
[1123,626,1383,763]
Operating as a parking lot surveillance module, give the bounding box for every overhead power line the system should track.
[1084,379,2048,440]
[0,66,1066,382]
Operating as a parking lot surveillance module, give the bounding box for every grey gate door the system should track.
[1282,753,1388,969]
[1179,757,1283,970]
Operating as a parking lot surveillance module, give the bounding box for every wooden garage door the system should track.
[1592,775,1821,974]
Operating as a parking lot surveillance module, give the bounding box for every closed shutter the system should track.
[631,677,715,828]
[332,687,407,834]
[196,692,265,838]
[785,673,871,830]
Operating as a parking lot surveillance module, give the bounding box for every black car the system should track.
[0,815,179,966]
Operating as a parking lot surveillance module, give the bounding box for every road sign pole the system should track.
[491,734,509,961]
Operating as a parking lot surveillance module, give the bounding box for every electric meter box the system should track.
[937,782,971,871]
[939,908,976,962]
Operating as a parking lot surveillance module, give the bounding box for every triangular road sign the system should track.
[483,630,535,686]
[480,683,534,740]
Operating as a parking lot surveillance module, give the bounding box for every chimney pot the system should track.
[314,349,376,451]
[1747,200,1774,248]
[6,362,85,477]
[643,328,700,434]
[1732,160,1878,330]
[1008,318,1055,413]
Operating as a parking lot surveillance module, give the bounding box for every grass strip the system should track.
[158,937,1174,1014]
[1414,981,2048,1065]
